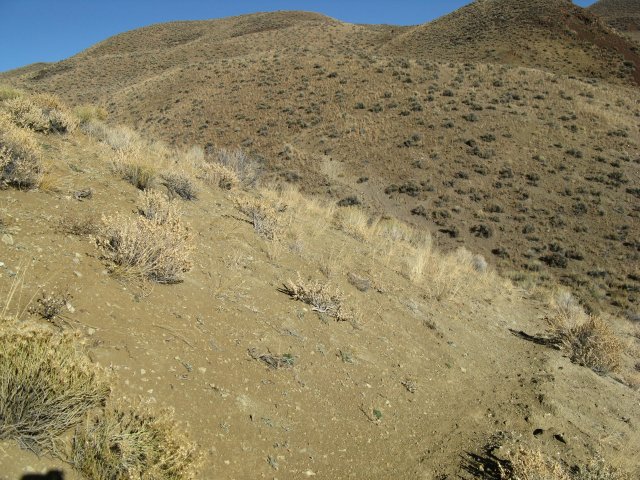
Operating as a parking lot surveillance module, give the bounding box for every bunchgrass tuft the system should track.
[547,291,623,374]
[71,404,199,480]
[0,323,109,453]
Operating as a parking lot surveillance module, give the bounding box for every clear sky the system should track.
[1,0,597,73]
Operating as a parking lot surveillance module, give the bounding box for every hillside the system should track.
[0,4,639,476]
[0,89,638,479]
[382,0,640,84]
[2,6,639,318]
[589,0,640,42]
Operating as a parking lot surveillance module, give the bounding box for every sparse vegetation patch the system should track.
[98,193,193,283]
[280,274,352,321]
[547,292,623,374]
[0,111,43,189]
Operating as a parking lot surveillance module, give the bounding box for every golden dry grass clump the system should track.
[547,291,623,374]
[0,111,43,189]
[73,104,108,124]
[0,323,110,453]
[505,448,630,480]
[235,194,283,240]
[98,190,194,283]
[111,145,159,191]
[198,161,239,190]
[0,84,22,101]
[71,404,199,480]
[505,448,572,480]
[3,93,77,134]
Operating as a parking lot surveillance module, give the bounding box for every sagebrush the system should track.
[98,193,193,283]
[0,111,43,188]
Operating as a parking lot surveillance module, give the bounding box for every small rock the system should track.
[1,234,13,245]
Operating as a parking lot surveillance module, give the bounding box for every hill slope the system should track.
[381,0,640,84]
[0,91,638,479]
[589,0,640,42]
[0,8,638,319]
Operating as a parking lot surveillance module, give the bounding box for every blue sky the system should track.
[1,0,596,73]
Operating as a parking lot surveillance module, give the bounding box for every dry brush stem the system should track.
[71,404,199,480]
[98,192,193,283]
[280,274,353,321]
[235,195,283,240]
[3,93,77,134]
[0,111,43,189]
[505,448,572,480]
[0,324,109,453]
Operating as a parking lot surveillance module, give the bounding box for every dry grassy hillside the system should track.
[1,6,638,317]
[0,88,638,480]
[589,0,640,42]
[382,0,640,84]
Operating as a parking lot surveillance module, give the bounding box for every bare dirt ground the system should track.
[0,130,638,478]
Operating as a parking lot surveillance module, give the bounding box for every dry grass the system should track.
[504,448,572,480]
[161,171,198,200]
[333,207,375,242]
[405,246,491,301]
[137,189,181,224]
[0,111,43,189]
[74,104,108,124]
[111,146,158,191]
[82,121,140,152]
[0,323,109,453]
[71,404,199,480]
[3,93,77,134]
[198,161,239,190]
[577,458,631,480]
[98,193,193,283]
[280,273,353,321]
[547,292,623,374]
[504,449,630,480]
[213,147,261,187]
[235,195,283,240]
[0,84,22,101]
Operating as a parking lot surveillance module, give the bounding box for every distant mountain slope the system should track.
[589,0,640,42]
[0,11,402,104]
[381,0,640,84]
